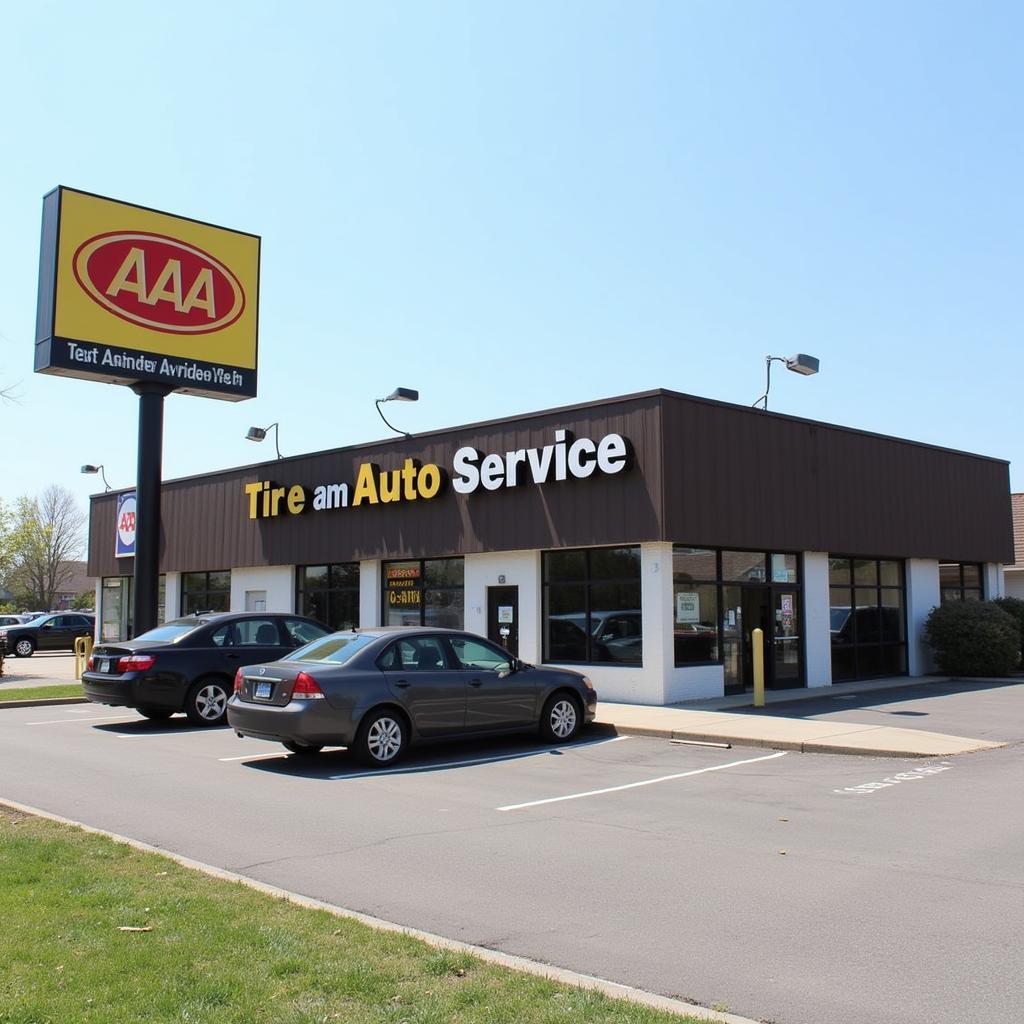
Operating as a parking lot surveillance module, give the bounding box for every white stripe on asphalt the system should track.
[327,734,631,780]
[497,750,788,811]
[26,714,139,726]
[218,750,324,762]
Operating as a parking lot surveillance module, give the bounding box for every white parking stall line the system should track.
[497,749,788,811]
[327,734,631,780]
[218,751,317,762]
[26,713,139,726]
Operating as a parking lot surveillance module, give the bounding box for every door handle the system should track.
[226,653,241,660]
[394,680,410,689]
[469,678,482,688]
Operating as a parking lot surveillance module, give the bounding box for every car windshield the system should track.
[285,633,375,664]
[24,615,50,625]
[130,620,201,643]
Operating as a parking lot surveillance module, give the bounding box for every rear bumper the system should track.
[82,672,182,712]
[227,696,358,747]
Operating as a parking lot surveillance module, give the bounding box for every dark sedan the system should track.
[228,626,597,765]
[0,612,95,657]
[82,612,331,726]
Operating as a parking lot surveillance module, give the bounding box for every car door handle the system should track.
[469,678,483,688]
[225,653,242,660]
[394,680,410,689]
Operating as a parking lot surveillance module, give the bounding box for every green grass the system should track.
[0,684,83,702]
[0,808,706,1023]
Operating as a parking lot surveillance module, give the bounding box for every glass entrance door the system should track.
[771,589,801,689]
[722,585,802,693]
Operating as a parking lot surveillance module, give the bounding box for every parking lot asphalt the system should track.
[1,678,1022,1024]
[2,655,1008,757]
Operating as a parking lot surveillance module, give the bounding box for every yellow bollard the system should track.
[752,627,765,708]
[74,636,94,679]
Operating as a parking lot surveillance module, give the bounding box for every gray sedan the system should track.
[227,626,597,765]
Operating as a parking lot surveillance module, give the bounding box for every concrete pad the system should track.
[595,701,1005,758]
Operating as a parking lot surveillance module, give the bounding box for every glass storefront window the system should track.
[939,562,983,602]
[100,575,165,641]
[829,556,906,681]
[297,563,359,630]
[722,551,766,582]
[181,571,230,615]
[543,547,641,665]
[382,558,463,628]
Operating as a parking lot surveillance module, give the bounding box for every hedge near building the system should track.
[924,601,1020,677]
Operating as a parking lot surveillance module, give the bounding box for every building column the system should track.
[163,572,181,621]
[985,563,1004,599]
[802,552,832,687]
[906,559,940,675]
[359,560,381,627]
[641,543,674,702]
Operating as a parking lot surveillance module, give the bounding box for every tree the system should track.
[6,486,87,610]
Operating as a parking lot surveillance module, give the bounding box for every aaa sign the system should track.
[36,187,260,401]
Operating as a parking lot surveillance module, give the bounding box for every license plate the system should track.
[255,681,273,700]
[103,659,116,673]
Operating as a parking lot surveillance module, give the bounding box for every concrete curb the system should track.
[0,696,86,709]
[0,797,760,1024]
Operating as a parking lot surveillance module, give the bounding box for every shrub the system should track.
[992,596,1024,667]
[924,600,1019,677]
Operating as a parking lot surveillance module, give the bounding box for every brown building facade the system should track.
[88,390,1013,704]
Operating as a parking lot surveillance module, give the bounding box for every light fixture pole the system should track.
[753,353,820,411]
[245,422,282,458]
[80,463,111,492]
[375,387,419,437]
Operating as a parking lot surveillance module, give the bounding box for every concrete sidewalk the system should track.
[596,695,1004,758]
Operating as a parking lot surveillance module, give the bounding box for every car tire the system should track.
[283,741,324,756]
[138,708,173,721]
[13,638,35,658]
[354,708,408,767]
[540,692,582,743]
[184,677,231,726]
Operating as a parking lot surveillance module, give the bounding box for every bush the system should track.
[992,596,1024,667]
[924,600,1020,677]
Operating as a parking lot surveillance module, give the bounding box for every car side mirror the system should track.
[42,624,52,630]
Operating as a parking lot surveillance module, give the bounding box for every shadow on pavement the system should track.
[733,676,1023,720]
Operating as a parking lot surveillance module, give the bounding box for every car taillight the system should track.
[233,667,244,694]
[87,655,94,671]
[119,654,156,672]
[291,671,324,699]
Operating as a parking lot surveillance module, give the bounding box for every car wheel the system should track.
[13,638,35,658]
[540,692,582,743]
[283,741,324,756]
[354,708,408,767]
[138,708,173,721]
[184,677,231,726]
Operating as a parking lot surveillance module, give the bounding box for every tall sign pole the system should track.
[35,187,260,637]
[131,382,171,634]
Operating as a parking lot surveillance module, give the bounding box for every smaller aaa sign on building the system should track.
[35,187,260,401]
[115,491,137,559]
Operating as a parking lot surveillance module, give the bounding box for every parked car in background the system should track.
[0,615,23,628]
[82,612,331,726]
[0,613,95,657]
[228,626,597,765]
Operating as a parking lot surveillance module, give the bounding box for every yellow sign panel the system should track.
[36,187,260,400]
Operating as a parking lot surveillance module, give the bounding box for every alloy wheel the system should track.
[367,716,403,762]
[195,683,228,721]
[549,699,578,739]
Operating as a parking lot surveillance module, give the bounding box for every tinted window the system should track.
[283,618,330,645]
[378,636,448,671]
[132,620,199,643]
[232,619,280,646]
[287,633,375,664]
[449,637,511,672]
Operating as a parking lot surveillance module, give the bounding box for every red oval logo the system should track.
[73,232,245,335]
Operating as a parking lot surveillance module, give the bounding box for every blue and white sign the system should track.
[115,491,137,558]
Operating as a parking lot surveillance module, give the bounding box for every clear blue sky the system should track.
[2,2,1022,525]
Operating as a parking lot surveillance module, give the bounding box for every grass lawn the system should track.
[0,683,83,702]
[0,807,707,1024]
